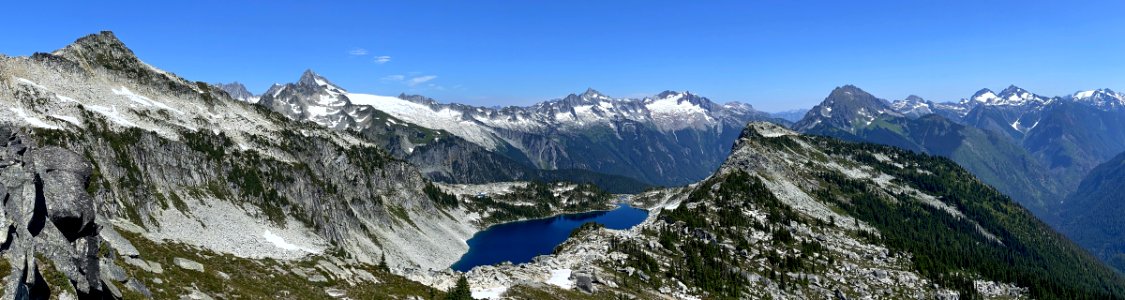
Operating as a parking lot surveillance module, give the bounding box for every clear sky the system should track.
[2,1,1124,111]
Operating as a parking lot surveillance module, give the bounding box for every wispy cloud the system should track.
[381,74,406,82]
[409,75,437,86]
[348,48,369,56]
[374,55,392,64]
[381,74,442,89]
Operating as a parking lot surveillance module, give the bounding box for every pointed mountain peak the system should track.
[54,31,130,57]
[581,88,611,100]
[1000,84,1025,94]
[298,69,321,84]
[827,85,880,101]
[296,69,345,92]
[828,85,874,99]
[51,31,147,72]
[998,85,1034,99]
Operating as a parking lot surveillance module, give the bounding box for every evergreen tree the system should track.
[379,253,389,272]
[446,276,472,300]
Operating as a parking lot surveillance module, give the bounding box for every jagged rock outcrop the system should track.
[0,129,109,298]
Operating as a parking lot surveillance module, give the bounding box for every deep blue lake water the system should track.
[451,204,648,272]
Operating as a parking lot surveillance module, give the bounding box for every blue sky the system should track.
[2,1,1124,111]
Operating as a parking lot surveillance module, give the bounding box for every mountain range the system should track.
[793,84,1125,273]
[2,31,1124,299]
[225,71,787,187]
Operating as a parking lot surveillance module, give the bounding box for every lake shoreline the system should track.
[450,203,648,272]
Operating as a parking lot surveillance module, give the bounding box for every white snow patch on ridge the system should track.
[264,230,321,254]
[546,269,573,289]
[471,287,509,299]
[9,107,57,129]
[347,93,501,149]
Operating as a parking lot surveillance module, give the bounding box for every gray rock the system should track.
[32,147,96,237]
[102,279,123,299]
[308,274,328,282]
[99,226,139,257]
[636,270,650,282]
[125,257,163,274]
[183,287,215,300]
[353,269,379,283]
[126,279,154,298]
[873,269,888,280]
[574,273,596,294]
[315,259,348,280]
[173,257,204,272]
[99,260,128,282]
[31,147,91,176]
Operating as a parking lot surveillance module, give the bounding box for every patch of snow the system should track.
[471,287,509,299]
[264,230,322,254]
[50,114,82,126]
[9,107,58,129]
[15,77,47,90]
[973,91,998,103]
[112,86,155,106]
[85,105,137,127]
[1074,90,1096,99]
[347,93,501,150]
[546,269,573,289]
[56,95,78,103]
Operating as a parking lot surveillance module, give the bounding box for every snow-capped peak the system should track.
[891,95,935,118]
[968,86,1047,106]
[1071,88,1125,108]
[971,89,998,103]
[580,88,610,101]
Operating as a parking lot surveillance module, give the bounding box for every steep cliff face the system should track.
[0,130,112,299]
